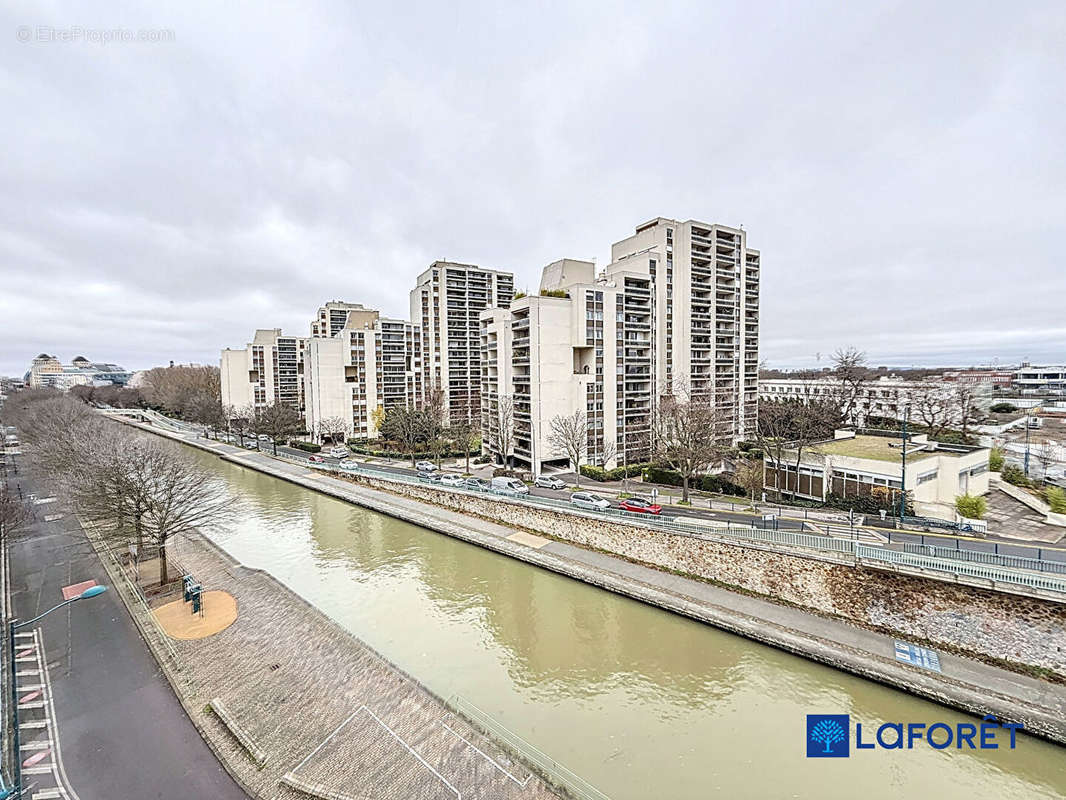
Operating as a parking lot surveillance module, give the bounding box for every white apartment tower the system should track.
[410,261,514,425]
[220,329,307,412]
[611,218,760,441]
[302,304,423,441]
[481,218,760,473]
[480,258,656,473]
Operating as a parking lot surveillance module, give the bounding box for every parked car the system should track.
[534,474,567,490]
[328,446,350,459]
[463,478,490,491]
[570,491,610,511]
[338,461,360,472]
[258,434,272,441]
[307,454,325,463]
[418,471,443,484]
[439,473,465,487]
[618,496,662,515]
[490,477,529,495]
[243,441,258,450]
[416,460,438,472]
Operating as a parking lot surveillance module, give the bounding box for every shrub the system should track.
[579,463,651,482]
[1000,464,1030,487]
[642,466,746,497]
[955,493,987,520]
[539,288,568,298]
[989,446,1004,472]
[289,440,321,453]
[990,402,1018,413]
[1045,486,1066,514]
[824,492,913,516]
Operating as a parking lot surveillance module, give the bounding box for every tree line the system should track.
[3,391,229,586]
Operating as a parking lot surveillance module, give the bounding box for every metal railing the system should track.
[277,455,1066,596]
[447,695,611,800]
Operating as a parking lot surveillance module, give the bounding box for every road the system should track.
[142,415,1066,563]
[5,466,248,800]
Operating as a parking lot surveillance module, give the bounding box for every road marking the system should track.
[20,720,49,729]
[24,765,56,775]
[20,690,43,703]
[21,741,52,751]
[23,749,52,768]
[60,580,97,601]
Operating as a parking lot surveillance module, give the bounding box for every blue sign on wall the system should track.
[894,641,941,672]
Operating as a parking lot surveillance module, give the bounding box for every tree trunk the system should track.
[159,540,169,586]
[465,450,470,474]
[134,511,143,551]
[682,474,690,504]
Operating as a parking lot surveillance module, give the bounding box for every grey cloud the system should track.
[1,0,1063,376]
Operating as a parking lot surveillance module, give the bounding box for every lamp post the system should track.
[1024,407,1033,477]
[898,405,910,523]
[7,585,107,798]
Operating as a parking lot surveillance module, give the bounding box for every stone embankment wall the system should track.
[354,475,1066,677]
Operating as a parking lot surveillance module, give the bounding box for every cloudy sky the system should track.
[2,0,1064,377]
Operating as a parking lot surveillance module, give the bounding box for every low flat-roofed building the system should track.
[764,429,990,521]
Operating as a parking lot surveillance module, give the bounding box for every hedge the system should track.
[579,463,650,482]
[289,440,322,453]
[642,466,746,497]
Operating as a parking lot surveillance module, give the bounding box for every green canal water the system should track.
[185,446,1066,800]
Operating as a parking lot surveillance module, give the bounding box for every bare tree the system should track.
[907,384,951,440]
[490,394,515,468]
[830,346,868,426]
[380,406,427,467]
[1036,440,1058,483]
[423,386,448,467]
[318,416,350,446]
[228,404,254,446]
[139,364,221,419]
[252,402,304,455]
[548,410,588,485]
[952,383,981,443]
[652,387,724,503]
[0,481,33,548]
[449,418,479,474]
[734,457,765,509]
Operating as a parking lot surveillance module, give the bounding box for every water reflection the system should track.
[179,444,1066,800]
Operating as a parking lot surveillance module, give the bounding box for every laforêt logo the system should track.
[806,714,850,758]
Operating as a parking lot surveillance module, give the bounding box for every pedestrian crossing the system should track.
[12,630,72,800]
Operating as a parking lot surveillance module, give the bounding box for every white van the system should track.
[328,446,350,459]
[490,477,529,495]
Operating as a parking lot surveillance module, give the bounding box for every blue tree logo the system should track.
[806,714,850,758]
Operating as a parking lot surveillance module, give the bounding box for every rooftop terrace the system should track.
[810,434,936,463]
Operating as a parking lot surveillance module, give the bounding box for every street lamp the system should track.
[7,585,107,798]
[899,405,910,524]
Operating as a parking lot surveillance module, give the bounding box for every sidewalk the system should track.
[5,471,248,800]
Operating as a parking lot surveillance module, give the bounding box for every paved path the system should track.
[5,470,248,800]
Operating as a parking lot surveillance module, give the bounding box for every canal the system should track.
[183,445,1066,799]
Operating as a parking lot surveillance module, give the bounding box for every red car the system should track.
[618,496,662,515]
[308,454,325,463]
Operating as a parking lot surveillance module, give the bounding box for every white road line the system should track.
[37,632,81,800]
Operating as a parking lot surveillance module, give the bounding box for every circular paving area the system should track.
[153,590,238,639]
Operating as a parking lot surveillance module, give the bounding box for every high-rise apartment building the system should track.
[481,218,760,474]
[302,306,422,441]
[410,261,514,424]
[481,258,656,473]
[220,329,307,412]
[611,218,760,441]
[310,301,379,338]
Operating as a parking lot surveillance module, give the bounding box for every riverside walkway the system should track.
[114,417,1066,746]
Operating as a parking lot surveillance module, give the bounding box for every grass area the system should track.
[810,435,936,463]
